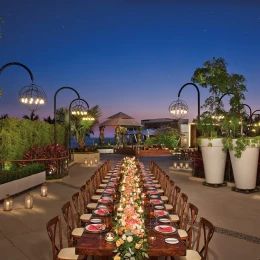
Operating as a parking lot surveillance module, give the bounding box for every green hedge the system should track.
[0,163,45,184]
[0,117,67,161]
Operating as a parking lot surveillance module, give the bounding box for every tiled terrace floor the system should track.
[0,154,259,260]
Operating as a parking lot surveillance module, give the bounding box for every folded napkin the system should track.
[158,226,173,232]
[100,199,110,203]
[110,178,117,181]
[105,189,114,193]
[96,209,108,215]
[152,199,162,204]
[88,224,102,231]
[149,190,158,194]
[146,184,154,187]
[155,210,166,216]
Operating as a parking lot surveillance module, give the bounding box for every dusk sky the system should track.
[1,0,260,137]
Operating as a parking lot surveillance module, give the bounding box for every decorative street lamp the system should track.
[53,86,80,152]
[168,99,188,119]
[0,62,47,111]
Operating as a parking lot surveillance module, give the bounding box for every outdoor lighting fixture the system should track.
[19,83,47,111]
[168,99,188,119]
[70,99,89,116]
[185,162,189,169]
[90,158,93,166]
[82,116,95,121]
[3,194,13,211]
[173,162,177,168]
[41,183,48,197]
[84,158,88,165]
[94,157,98,164]
[25,193,33,209]
[179,162,183,168]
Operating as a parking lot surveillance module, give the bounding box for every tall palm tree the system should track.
[71,105,102,149]
[23,111,39,121]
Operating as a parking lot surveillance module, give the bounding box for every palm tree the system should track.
[43,115,55,124]
[0,114,8,119]
[55,107,69,125]
[71,105,102,150]
[23,111,39,121]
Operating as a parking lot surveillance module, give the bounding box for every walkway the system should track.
[0,154,259,260]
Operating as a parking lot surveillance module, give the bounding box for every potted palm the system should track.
[192,57,248,187]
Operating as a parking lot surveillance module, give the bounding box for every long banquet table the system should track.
[76,160,186,259]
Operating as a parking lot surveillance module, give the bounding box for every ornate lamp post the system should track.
[54,87,80,152]
[0,62,47,111]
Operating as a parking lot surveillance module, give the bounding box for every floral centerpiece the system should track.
[113,157,148,260]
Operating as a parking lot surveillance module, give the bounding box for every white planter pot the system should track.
[0,171,46,200]
[229,139,259,190]
[200,138,227,184]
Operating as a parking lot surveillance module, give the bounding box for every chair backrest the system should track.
[182,203,199,248]
[169,185,181,212]
[61,201,76,247]
[176,193,188,227]
[80,184,87,213]
[46,215,63,260]
[72,192,82,227]
[195,217,215,260]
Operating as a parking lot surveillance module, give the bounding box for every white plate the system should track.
[165,238,179,244]
[159,218,171,223]
[154,205,164,209]
[90,218,102,223]
[94,209,109,216]
[150,195,158,199]
[154,225,176,234]
[85,224,105,233]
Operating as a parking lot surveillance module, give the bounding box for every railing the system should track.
[0,155,69,179]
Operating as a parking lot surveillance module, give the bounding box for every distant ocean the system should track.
[70,137,115,147]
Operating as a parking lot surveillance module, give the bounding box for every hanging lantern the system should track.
[41,183,48,197]
[3,194,13,211]
[94,157,98,164]
[168,99,188,119]
[84,158,88,165]
[25,193,33,209]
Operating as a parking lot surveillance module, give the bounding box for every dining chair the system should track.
[71,192,91,225]
[61,201,84,247]
[165,185,181,213]
[174,217,215,260]
[46,215,87,260]
[161,179,174,203]
[178,203,199,248]
[169,192,188,227]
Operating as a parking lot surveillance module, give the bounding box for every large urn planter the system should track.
[200,138,227,186]
[0,171,46,200]
[229,139,259,191]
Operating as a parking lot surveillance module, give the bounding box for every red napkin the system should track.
[155,210,166,216]
[158,226,173,232]
[88,224,102,231]
[152,199,162,204]
[105,189,113,193]
[149,190,158,194]
[96,209,108,215]
[100,199,110,203]
[111,178,117,181]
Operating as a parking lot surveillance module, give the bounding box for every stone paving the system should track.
[0,154,259,260]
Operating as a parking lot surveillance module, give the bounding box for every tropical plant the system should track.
[23,110,39,121]
[71,105,102,150]
[0,114,8,119]
[43,115,55,124]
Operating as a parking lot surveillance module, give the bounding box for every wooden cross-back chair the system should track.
[46,215,86,260]
[174,217,215,260]
[169,192,188,227]
[165,185,181,213]
[61,201,84,247]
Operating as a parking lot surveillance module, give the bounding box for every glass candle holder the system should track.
[185,162,189,169]
[94,157,98,164]
[41,183,48,197]
[173,162,177,168]
[3,194,13,211]
[179,162,183,168]
[25,193,33,209]
[105,232,115,243]
[84,158,88,165]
